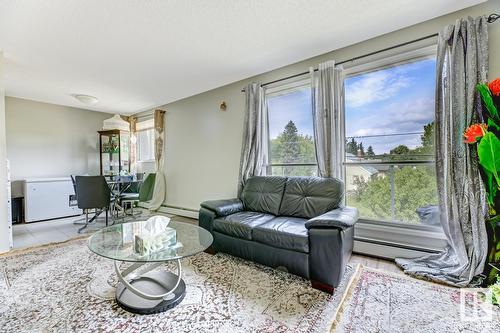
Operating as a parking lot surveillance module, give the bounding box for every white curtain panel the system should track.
[128,116,137,174]
[396,16,489,287]
[237,82,268,196]
[310,61,345,179]
[145,110,166,211]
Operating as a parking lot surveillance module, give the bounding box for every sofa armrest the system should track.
[200,198,243,217]
[305,206,359,230]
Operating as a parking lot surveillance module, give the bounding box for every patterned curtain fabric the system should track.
[237,83,268,196]
[128,116,137,174]
[396,16,489,287]
[145,109,166,211]
[310,61,345,179]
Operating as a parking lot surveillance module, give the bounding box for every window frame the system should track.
[342,44,439,228]
[136,119,155,163]
[265,75,318,176]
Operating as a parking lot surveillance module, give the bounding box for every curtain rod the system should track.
[133,113,154,120]
[240,33,437,92]
[241,13,499,93]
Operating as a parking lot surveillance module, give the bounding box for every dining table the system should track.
[106,176,144,218]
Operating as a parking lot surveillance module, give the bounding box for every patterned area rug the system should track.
[0,237,356,333]
[332,266,500,332]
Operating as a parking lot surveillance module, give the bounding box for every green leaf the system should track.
[489,215,500,224]
[488,118,500,132]
[478,132,500,189]
[478,132,500,215]
[477,84,499,121]
[483,168,498,208]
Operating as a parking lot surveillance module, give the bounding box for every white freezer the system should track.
[24,177,82,222]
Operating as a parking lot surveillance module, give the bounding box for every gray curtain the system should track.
[310,61,344,179]
[237,83,268,196]
[396,16,489,287]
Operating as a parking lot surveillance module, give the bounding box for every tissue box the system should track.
[134,227,177,256]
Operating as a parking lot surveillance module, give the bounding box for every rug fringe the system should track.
[328,264,363,333]
[0,235,90,258]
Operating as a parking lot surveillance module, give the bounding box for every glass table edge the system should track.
[86,222,214,263]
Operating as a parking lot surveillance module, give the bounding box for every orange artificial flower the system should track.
[463,123,487,144]
[488,78,500,96]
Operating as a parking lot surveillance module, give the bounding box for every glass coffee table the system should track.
[88,219,213,314]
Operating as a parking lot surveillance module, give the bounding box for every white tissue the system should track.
[134,215,176,256]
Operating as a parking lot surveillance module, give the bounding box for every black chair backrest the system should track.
[75,176,111,210]
[70,175,77,194]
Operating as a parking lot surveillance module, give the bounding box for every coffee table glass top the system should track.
[88,219,213,262]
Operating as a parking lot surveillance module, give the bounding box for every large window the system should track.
[267,80,317,176]
[136,119,155,162]
[344,47,439,226]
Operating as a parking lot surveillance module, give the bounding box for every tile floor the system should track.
[13,215,88,249]
[12,209,174,249]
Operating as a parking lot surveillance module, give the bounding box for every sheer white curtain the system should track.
[144,109,166,211]
[310,61,344,179]
[237,82,268,196]
[128,116,138,174]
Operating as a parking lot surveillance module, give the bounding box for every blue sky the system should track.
[268,87,313,139]
[267,57,436,155]
[344,57,436,154]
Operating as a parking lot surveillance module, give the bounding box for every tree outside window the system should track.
[344,55,439,225]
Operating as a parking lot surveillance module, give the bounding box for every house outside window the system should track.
[136,119,155,162]
[266,78,317,176]
[343,45,439,227]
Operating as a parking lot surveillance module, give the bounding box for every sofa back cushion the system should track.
[241,176,286,215]
[279,177,344,219]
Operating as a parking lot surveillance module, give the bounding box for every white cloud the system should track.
[347,97,435,154]
[345,70,411,108]
[349,97,434,136]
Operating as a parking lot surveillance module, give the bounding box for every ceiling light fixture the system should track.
[73,94,99,104]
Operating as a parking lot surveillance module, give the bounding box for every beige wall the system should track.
[0,52,10,252]
[146,0,500,211]
[5,97,112,197]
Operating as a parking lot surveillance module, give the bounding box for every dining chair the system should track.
[138,173,156,206]
[121,173,156,215]
[74,175,112,233]
[120,176,140,216]
[70,174,90,226]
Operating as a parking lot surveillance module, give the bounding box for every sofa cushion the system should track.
[240,176,286,215]
[213,211,275,240]
[279,177,344,219]
[253,216,309,253]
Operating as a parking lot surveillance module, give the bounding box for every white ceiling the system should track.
[0,0,485,114]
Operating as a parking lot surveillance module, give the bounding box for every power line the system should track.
[345,132,424,139]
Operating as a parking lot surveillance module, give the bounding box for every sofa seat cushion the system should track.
[253,216,309,253]
[213,211,275,240]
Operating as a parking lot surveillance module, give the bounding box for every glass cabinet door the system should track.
[99,130,131,177]
[120,132,130,174]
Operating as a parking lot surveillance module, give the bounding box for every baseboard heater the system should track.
[158,205,199,219]
[354,236,441,260]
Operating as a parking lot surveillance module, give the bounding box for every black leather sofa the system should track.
[199,176,359,293]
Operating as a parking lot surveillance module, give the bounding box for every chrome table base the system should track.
[114,260,185,314]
